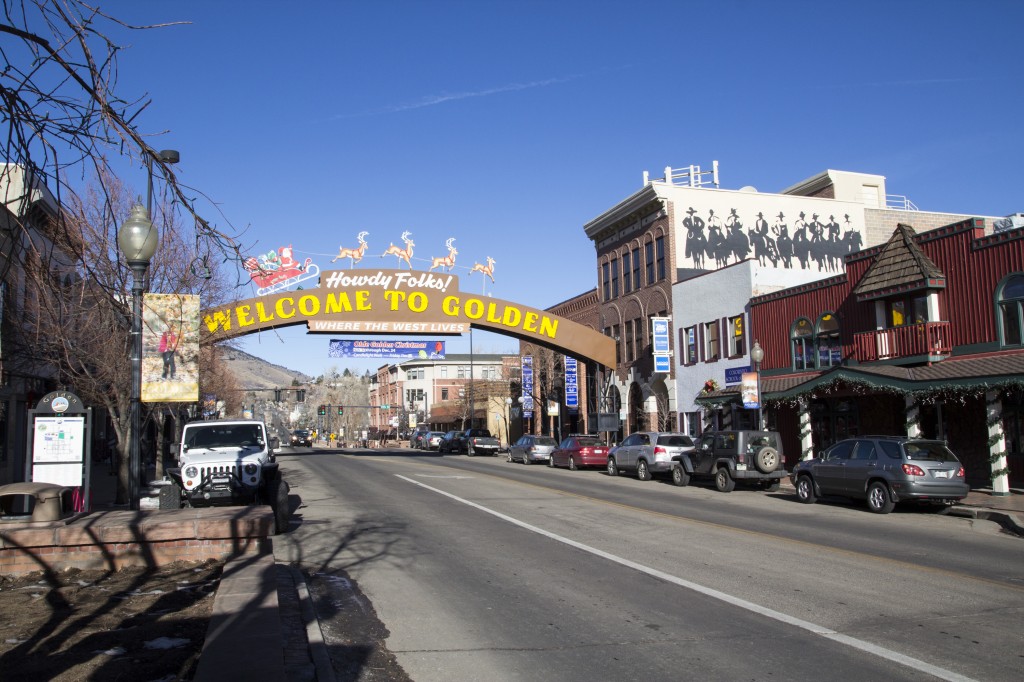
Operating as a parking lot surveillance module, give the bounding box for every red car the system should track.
[548,436,609,470]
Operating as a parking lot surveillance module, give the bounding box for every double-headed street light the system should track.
[750,340,765,431]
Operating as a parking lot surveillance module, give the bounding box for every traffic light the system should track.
[273,389,282,402]
[318,404,326,415]
[337,406,344,415]
[296,389,305,403]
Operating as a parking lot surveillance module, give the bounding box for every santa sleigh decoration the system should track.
[244,245,320,296]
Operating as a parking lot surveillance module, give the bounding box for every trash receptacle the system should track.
[0,482,75,522]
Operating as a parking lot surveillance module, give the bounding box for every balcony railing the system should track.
[853,321,951,363]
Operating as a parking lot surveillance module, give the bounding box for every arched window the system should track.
[816,313,841,368]
[998,273,1024,347]
[791,318,813,370]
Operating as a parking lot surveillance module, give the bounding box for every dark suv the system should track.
[791,436,969,514]
[674,430,788,492]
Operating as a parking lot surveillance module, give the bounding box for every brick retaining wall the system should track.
[0,506,273,576]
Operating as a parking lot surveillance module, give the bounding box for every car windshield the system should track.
[187,425,263,449]
[534,437,557,446]
[657,435,693,447]
[293,430,309,436]
[577,438,603,447]
[904,442,960,462]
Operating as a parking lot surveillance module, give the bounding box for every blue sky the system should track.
[95,0,1023,379]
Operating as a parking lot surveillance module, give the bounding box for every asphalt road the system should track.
[273,447,1024,682]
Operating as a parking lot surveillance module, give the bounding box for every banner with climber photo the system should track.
[142,293,200,403]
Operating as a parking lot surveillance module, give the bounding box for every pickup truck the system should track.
[460,428,500,456]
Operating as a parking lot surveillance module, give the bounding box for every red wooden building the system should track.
[699,218,1024,493]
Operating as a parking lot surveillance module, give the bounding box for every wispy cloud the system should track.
[333,74,583,119]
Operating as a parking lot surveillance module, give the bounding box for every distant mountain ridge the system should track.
[223,348,312,389]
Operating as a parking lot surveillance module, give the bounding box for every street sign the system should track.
[651,317,670,354]
[564,356,578,408]
[654,354,670,373]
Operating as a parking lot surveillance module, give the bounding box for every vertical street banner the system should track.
[741,371,760,409]
[142,293,200,402]
[522,355,533,418]
[564,356,578,410]
[651,316,671,373]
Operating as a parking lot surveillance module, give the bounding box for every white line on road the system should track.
[395,474,977,682]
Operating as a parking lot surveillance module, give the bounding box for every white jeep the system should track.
[161,419,290,534]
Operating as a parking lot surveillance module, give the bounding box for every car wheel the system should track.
[158,482,183,510]
[754,447,780,474]
[522,454,530,465]
[670,465,690,487]
[637,459,652,481]
[507,452,513,463]
[568,456,577,471]
[866,481,895,514]
[606,457,619,477]
[266,474,290,535]
[795,476,816,503]
[467,444,475,456]
[715,467,736,493]
[548,455,555,468]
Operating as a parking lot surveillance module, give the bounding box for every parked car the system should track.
[791,436,969,514]
[508,435,558,465]
[461,428,500,456]
[438,430,462,454]
[411,427,432,449]
[423,431,446,451]
[607,432,694,481]
[549,436,610,470]
[290,429,313,447]
[673,430,788,492]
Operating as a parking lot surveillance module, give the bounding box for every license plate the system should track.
[212,474,230,485]
[933,470,950,478]
[736,463,747,471]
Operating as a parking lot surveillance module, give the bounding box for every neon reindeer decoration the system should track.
[381,231,415,268]
[429,238,458,272]
[331,231,369,264]
[469,256,496,283]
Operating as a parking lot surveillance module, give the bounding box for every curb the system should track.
[946,506,1024,536]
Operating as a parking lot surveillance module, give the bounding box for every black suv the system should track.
[674,430,788,492]
[791,436,969,514]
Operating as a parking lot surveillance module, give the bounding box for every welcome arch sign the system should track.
[201,269,615,367]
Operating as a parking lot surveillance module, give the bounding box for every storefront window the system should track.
[791,318,813,370]
[816,313,841,368]
[998,273,1024,346]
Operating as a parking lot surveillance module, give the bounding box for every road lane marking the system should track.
[396,473,977,682]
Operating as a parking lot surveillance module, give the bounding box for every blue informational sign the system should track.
[654,354,671,373]
[564,357,578,408]
[328,339,445,359]
[651,317,670,354]
[522,355,534,417]
[725,366,751,386]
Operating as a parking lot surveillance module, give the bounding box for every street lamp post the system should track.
[118,204,159,511]
[750,340,765,431]
[505,397,513,446]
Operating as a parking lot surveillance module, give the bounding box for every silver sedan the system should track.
[508,435,558,465]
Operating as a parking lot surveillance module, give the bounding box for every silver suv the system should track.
[607,432,695,481]
[162,419,290,533]
[792,436,969,514]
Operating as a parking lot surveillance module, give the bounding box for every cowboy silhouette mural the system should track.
[679,206,863,272]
